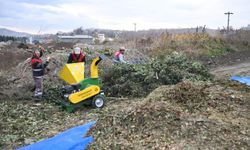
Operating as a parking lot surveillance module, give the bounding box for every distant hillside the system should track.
[57,27,219,41]
[0,27,219,39]
[0,28,32,37]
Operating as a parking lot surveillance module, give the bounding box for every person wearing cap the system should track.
[31,46,50,99]
[113,47,128,64]
[67,47,86,63]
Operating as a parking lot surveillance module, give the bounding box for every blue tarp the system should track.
[231,76,250,86]
[18,121,96,150]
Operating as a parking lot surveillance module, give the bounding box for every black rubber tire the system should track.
[92,95,105,108]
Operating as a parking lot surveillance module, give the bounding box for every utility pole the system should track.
[133,23,137,49]
[224,12,233,33]
[134,23,137,32]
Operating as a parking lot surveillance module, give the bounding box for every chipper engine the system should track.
[58,55,106,112]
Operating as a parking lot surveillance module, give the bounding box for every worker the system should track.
[67,47,86,63]
[31,46,50,99]
[113,47,128,64]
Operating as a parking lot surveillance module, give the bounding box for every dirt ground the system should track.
[211,62,250,78]
[198,49,250,78]
[0,48,31,71]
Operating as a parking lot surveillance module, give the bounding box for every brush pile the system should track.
[89,80,250,149]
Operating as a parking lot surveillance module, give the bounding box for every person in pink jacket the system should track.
[113,47,128,64]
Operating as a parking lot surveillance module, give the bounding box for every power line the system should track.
[224,11,233,33]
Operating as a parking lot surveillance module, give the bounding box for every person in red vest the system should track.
[67,47,86,63]
[31,46,50,99]
[113,46,128,64]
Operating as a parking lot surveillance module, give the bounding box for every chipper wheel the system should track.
[92,95,105,108]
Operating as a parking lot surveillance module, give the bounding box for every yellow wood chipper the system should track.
[57,55,106,112]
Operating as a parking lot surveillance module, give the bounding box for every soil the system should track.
[210,62,250,78]
[0,48,31,71]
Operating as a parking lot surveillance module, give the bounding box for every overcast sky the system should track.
[0,0,249,34]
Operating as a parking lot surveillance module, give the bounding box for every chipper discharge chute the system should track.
[57,55,106,112]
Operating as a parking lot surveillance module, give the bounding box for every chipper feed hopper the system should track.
[58,55,106,112]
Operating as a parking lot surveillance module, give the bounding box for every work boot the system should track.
[34,91,43,101]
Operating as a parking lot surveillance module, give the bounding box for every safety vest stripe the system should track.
[32,69,42,71]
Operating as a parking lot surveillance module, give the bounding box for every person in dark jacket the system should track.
[67,47,85,63]
[31,46,50,98]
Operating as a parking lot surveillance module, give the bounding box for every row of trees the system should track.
[0,35,16,42]
[0,35,27,42]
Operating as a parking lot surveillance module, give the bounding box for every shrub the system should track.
[102,52,212,97]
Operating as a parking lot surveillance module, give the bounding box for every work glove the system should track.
[46,57,50,62]
[38,45,45,52]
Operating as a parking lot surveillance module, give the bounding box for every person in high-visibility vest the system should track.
[113,47,128,64]
[67,47,86,63]
[31,46,50,98]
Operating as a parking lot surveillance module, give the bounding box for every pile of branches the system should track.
[102,52,212,97]
[88,80,250,149]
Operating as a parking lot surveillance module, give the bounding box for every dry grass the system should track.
[149,32,250,58]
